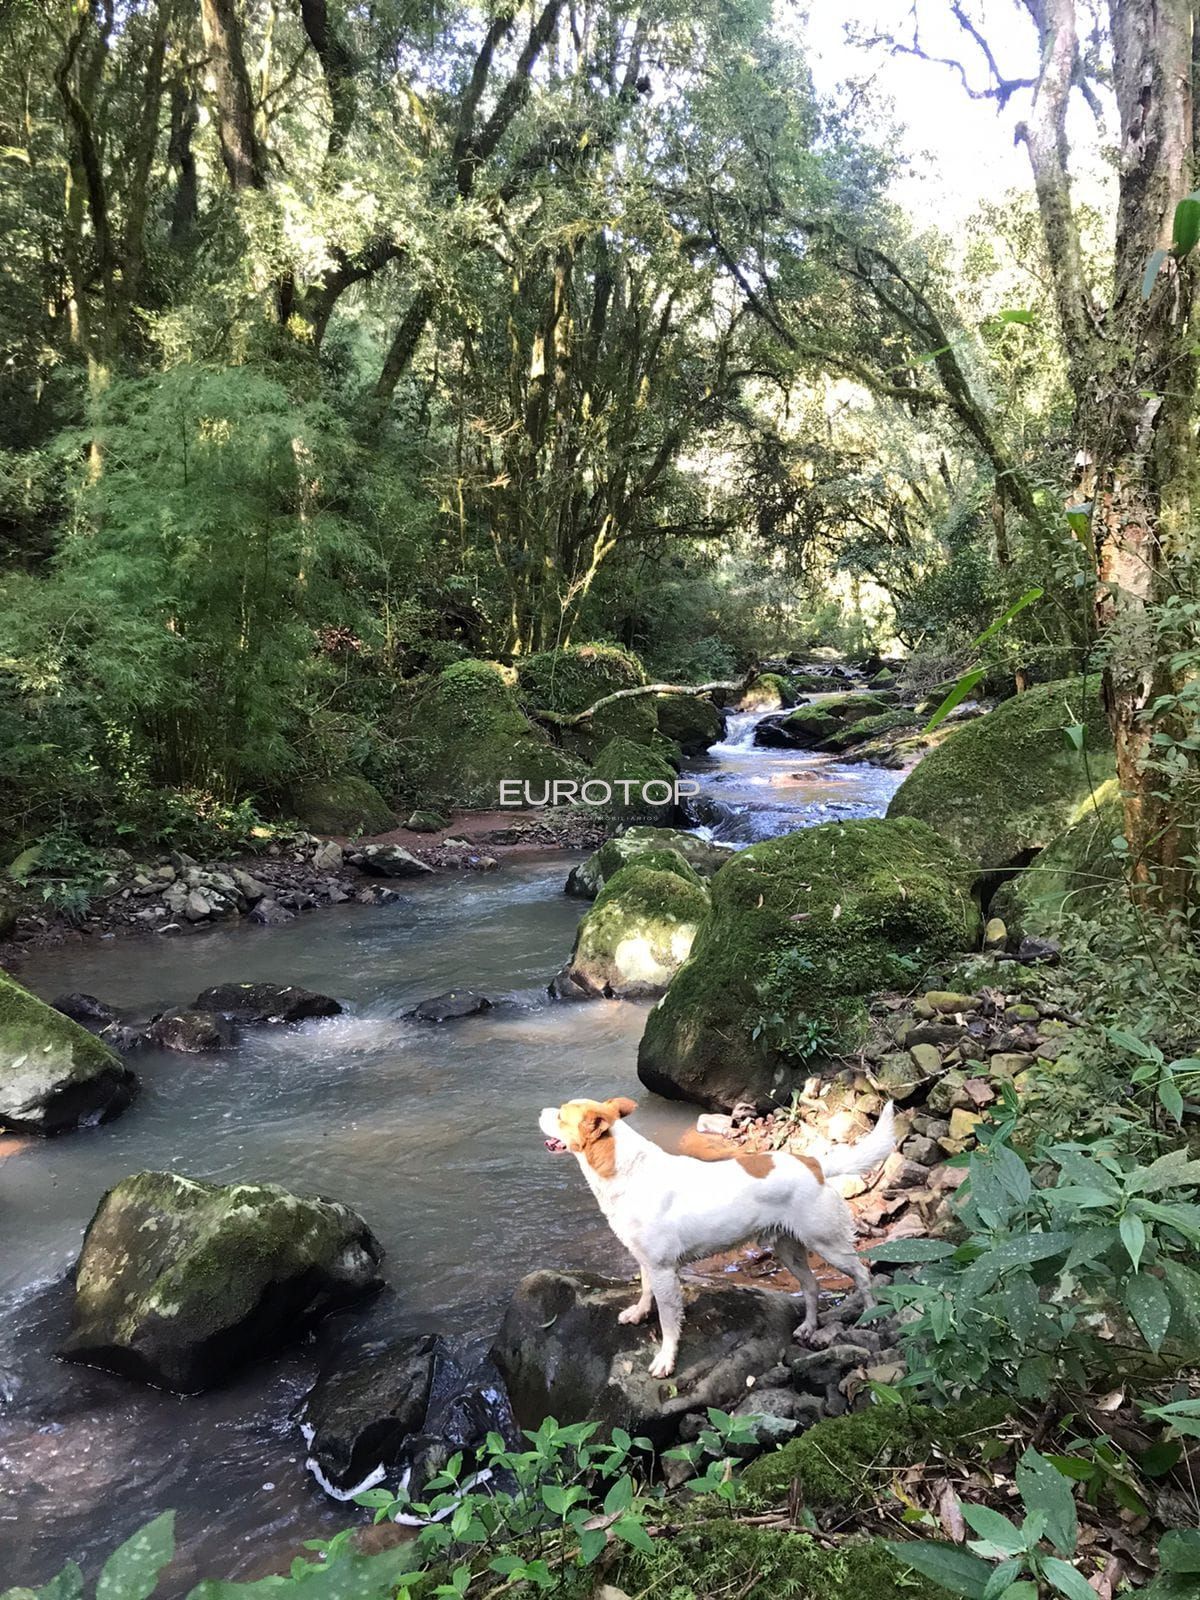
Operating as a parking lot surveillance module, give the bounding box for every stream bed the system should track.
[0,729,902,1590]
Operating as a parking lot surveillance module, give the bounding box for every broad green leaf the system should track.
[1160,1079,1186,1124]
[923,668,986,734]
[996,308,1035,325]
[1,1570,83,1600]
[992,1145,1032,1205]
[1064,503,1092,543]
[959,1234,1073,1302]
[1160,1530,1200,1572]
[1124,1271,1172,1353]
[1119,1211,1146,1272]
[983,1558,1024,1599]
[1173,192,1200,256]
[612,1517,655,1555]
[1105,1027,1161,1062]
[882,1541,994,1599]
[1015,1449,1076,1556]
[603,1474,634,1515]
[1128,1148,1200,1193]
[1142,246,1169,299]
[999,1586,1039,1600]
[962,1504,1025,1555]
[1001,1275,1039,1343]
[1043,1557,1100,1600]
[98,1514,175,1600]
[866,1239,957,1262]
[1162,1259,1200,1341]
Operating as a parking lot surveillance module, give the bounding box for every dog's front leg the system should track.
[647,1267,683,1378]
[619,1262,653,1326]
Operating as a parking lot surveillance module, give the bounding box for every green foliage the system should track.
[875,1104,1200,1398]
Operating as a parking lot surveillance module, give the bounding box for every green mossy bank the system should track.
[290,773,397,836]
[399,660,585,811]
[990,777,1126,937]
[516,643,656,761]
[886,678,1114,875]
[637,817,981,1110]
[554,863,710,998]
[0,971,137,1134]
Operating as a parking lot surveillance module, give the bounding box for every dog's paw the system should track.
[792,1321,818,1346]
[618,1303,650,1325]
[648,1351,675,1379]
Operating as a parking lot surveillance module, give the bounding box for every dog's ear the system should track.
[606,1096,637,1119]
[578,1107,610,1141]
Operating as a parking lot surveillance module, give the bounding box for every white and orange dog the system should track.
[539,1095,896,1377]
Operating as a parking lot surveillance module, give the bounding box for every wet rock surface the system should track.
[193,982,343,1024]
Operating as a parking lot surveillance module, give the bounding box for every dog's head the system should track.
[539,1097,637,1174]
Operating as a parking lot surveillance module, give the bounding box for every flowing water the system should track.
[0,717,903,1590]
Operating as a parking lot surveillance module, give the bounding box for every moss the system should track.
[794,691,892,723]
[562,864,711,997]
[589,736,679,822]
[291,773,397,836]
[741,672,799,710]
[742,1399,1009,1509]
[659,694,723,755]
[0,970,135,1134]
[400,659,585,810]
[612,847,705,889]
[516,643,655,759]
[777,708,839,744]
[637,817,981,1110]
[819,709,920,753]
[566,826,733,898]
[598,1523,950,1600]
[887,678,1115,874]
[990,777,1126,936]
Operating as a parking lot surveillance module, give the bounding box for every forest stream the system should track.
[0,720,902,1592]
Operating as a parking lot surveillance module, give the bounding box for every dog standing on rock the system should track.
[539,1096,896,1378]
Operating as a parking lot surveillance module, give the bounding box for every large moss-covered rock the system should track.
[739,673,797,711]
[818,709,920,754]
[553,864,710,998]
[588,737,679,824]
[291,773,397,836]
[0,971,137,1135]
[655,694,724,755]
[990,778,1126,936]
[637,818,981,1110]
[61,1171,384,1391]
[516,644,655,761]
[401,660,585,810]
[887,678,1115,872]
[565,825,733,899]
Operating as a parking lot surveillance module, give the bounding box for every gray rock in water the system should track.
[147,1011,237,1054]
[491,1269,798,1447]
[193,982,342,1023]
[405,991,493,1023]
[248,898,295,927]
[353,844,433,879]
[52,993,121,1031]
[61,1170,384,1391]
[1,972,138,1135]
[301,1334,517,1502]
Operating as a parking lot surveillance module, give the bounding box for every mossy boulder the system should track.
[291,773,396,837]
[808,691,893,722]
[553,864,710,998]
[565,826,733,899]
[588,737,679,824]
[655,694,724,755]
[637,818,981,1110]
[61,1171,384,1391]
[887,678,1115,873]
[401,660,585,811]
[818,709,920,754]
[516,643,655,761]
[0,971,138,1134]
[755,708,840,748]
[739,672,798,711]
[990,777,1126,937]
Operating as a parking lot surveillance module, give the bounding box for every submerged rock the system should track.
[491,1270,799,1445]
[302,1333,517,1502]
[147,1010,237,1053]
[405,991,494,1022]
[61,1171,384,1391]
[637,818,981,1110]
[553,864,710,999]
[0,972,138,1135]
[565,826,732,899]
[52,993,121,1031]
[887,678,1114,874]
[193,982,342,1023]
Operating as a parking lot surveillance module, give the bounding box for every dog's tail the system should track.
[818,1102,896,1179]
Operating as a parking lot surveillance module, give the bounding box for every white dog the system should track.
[539,1095,895,1377]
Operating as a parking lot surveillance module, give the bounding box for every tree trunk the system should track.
[199,0,267,191]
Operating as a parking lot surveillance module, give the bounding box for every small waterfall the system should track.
[713,710,774,751]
